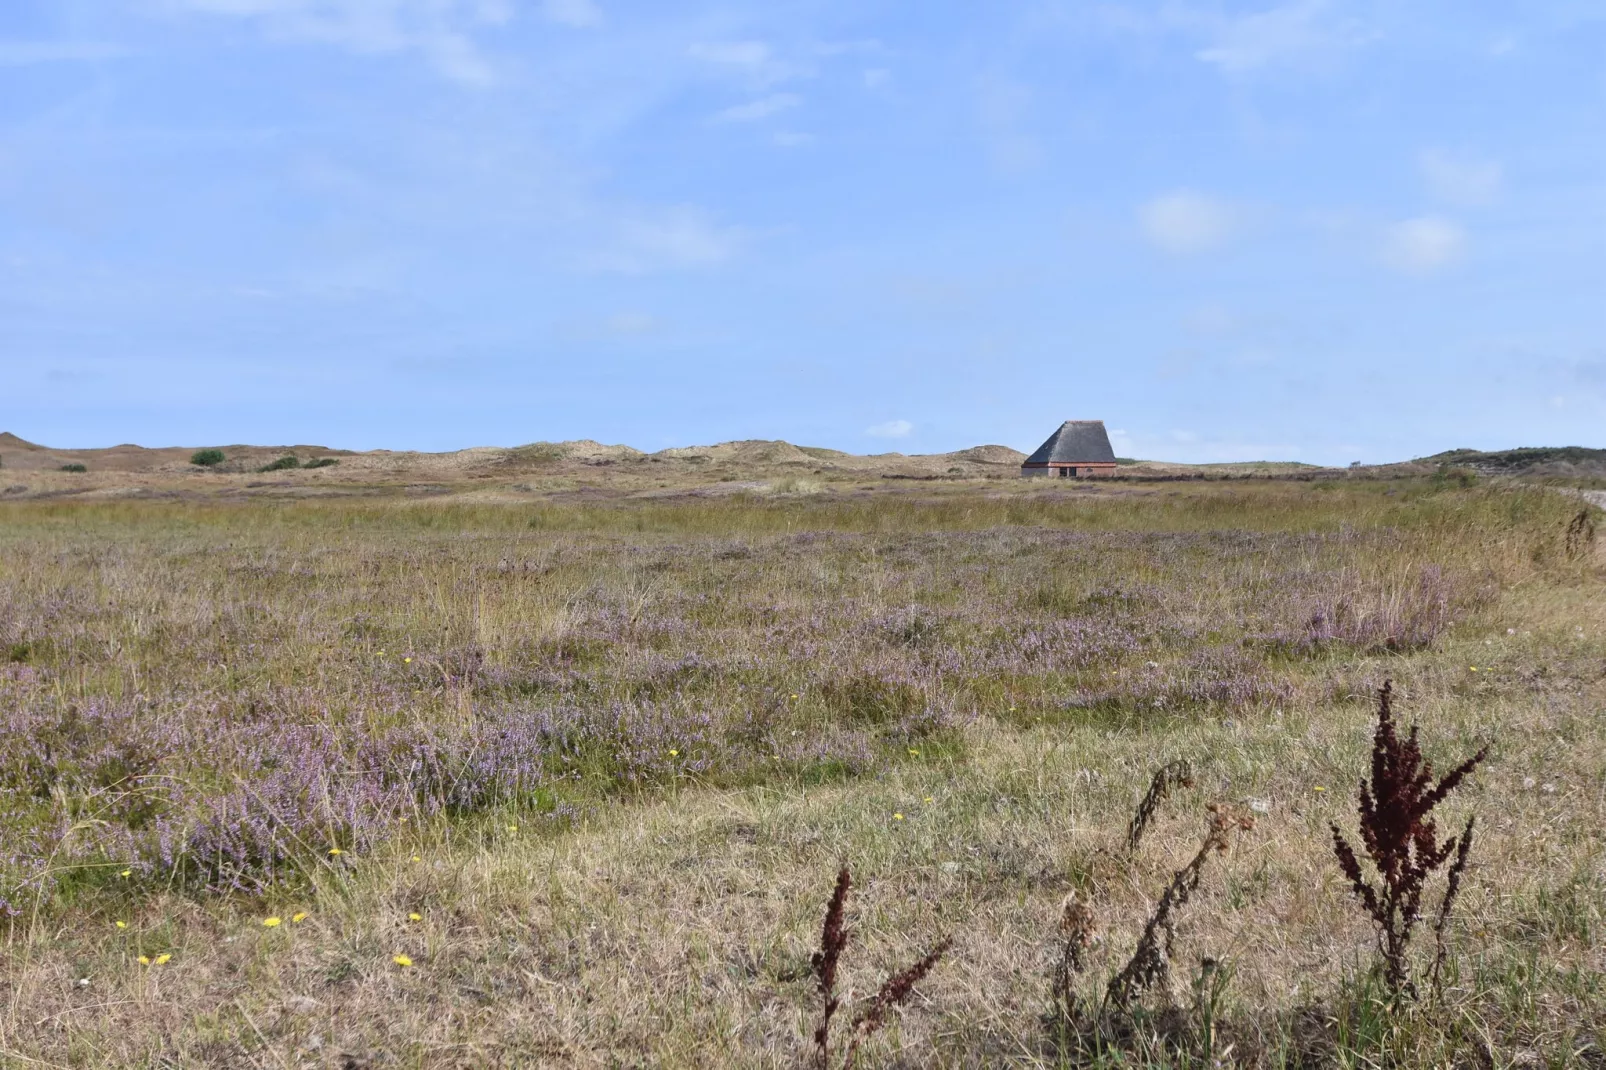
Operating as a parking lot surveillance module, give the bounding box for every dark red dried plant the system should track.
[812,866,853,1065]
[810,865,950,1069]
[1331,681,1488,995]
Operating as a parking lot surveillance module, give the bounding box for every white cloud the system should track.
[866,420,913,439]
[714,93,800,123]
[0,41,129,65]
[585,206,744,274]
[541,0,601,28]
[1140,191,1235,254]
[161,0,511,84]
[1194,0,1372,76]
[1419,149,1502,206]
[1383,216,1466,274]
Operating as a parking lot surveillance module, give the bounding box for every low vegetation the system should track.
[188,448,225,467]
[0,479,1600,1065]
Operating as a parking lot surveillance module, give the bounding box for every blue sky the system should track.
[2,1,1603,462]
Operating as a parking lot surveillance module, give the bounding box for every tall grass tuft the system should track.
[1330,681,1488,997]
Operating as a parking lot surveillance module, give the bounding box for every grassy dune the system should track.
[1,482,1602,1067]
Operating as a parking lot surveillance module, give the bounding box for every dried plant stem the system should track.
[1126,760,1195,854]
[1107,805,1251,1011]
[841,937,953,1068]
[811,866,852,1067]
[1331,681,1488,996]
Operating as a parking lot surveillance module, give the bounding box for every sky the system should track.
[2,1,1604,463]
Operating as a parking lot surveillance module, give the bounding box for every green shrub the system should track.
[190,449,225,467]
[258,456,300,472]
[59,463,87,473]
[303,457,339,469]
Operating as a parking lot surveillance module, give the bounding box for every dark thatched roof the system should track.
[1023,421,1116,465]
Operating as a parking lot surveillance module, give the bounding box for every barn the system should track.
[1020,420,1118,478]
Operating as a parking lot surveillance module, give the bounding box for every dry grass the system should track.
[1,481,1602,1067]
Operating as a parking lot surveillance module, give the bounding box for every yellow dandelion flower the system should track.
[262,916,282,928]
[410,854,422,863]
[668,749,679,757]
[328,847,343,856]
[404,657,412,664]
[115,920,128,929]
[1313,786,1326,792]
[790,694,798,700]
[393,954,413,968]
[507,824,519,832]
[408,912,422,922]
[120,869,132,878]
[138,955,150,966]
[153,953,171,966]
[893,813,904,821]
[1469,666,1477,672]
[924,796,934,803]
[292,912,308,923]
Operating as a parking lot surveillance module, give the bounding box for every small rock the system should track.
[940,861,960,875]
[1522,777,1536,790]
[1248,798,1272,814]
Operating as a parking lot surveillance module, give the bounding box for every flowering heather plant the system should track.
[0,504,1505,914]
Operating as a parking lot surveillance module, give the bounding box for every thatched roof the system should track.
[1023,421,1116,465]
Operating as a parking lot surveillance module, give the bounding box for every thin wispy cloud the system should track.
[1193,0,1375,75]
[0,41,130,65]
[687,40,772,67]
[866,419,913,439]
[1419,149,1502,206]
[163,0,512,84]
[1383,216,1466,274]
[584,206,745,275]
[714,93,801,123]
[1140,191,1236,254]
[540,0,602,28]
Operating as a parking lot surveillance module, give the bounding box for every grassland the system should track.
[1,480,1602,1067]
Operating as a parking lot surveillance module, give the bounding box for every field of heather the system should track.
[1,482,1602,1067]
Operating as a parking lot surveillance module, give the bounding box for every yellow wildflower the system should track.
[263,916,282,928]
[908,748,919,757]
[408,912,422,922]
[115,920,128,929]
[328,847,343,856]
[1313,786,1326,793]
[292,912,308,923]
[924,796,934,803]
[404,657,412,664]
[668,749,679,757]
[153,953,171,966]
[138,956,150,966]
[393,954,413,968]
[411,855,422,863]
[507,824,519,832]
[120,869,132,878]
[893,813,905,821]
